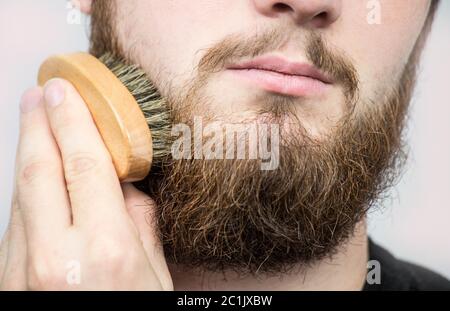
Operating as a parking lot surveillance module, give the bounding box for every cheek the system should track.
[115,0,430,118]
[116,0,254,98]
[331,0,430,98]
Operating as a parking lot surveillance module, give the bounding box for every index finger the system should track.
[42,79,129,227]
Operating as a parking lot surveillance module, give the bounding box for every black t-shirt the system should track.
[363,239,450,291]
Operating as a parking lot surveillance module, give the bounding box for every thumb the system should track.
[121,183,173,290]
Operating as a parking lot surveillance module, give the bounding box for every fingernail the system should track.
[20,87,43,113]
[44,79,65,107]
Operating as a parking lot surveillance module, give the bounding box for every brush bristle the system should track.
[99,53,172,162]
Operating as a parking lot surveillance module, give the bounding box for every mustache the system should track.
[197,28,359,103]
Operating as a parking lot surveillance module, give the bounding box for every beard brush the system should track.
[38,52,172,182]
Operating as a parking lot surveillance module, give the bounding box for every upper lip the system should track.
[227,55,333,84]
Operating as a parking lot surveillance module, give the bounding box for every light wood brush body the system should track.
[38,52,171,182]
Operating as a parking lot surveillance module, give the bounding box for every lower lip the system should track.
[228,68,329,97]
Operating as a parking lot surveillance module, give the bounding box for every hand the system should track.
[0,80,173,290]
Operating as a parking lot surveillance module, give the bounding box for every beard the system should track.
[90,1,428,275]
[139,99,409,275]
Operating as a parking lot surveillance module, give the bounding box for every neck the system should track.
[169,220,368,290]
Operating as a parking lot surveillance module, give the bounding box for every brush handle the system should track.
[38,52,153,182]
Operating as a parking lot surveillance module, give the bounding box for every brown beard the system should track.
[90,1,434,275]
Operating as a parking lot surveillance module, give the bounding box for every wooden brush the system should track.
[38,52,171,182]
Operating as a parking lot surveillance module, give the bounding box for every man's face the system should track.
[90,0,434,274]
[111,0,430,136]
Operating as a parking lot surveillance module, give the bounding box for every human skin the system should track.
[0,81,173,290]
[0,0,433,290]
[110,0,430,136]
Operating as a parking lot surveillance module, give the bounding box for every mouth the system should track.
[226,55,333,97]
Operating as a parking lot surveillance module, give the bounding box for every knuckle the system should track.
[64,152,100,184]
[18,159,58,186]
[27,257,63,290]
[91,236,126,261]
[89,235,139,272]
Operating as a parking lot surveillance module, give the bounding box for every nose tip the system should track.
[253,0,342,28]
